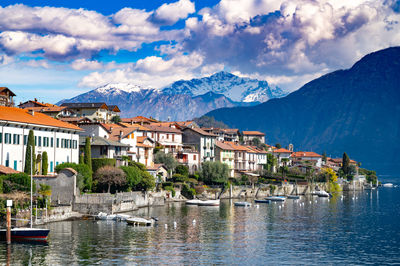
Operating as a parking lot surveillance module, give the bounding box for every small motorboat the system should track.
[0,227,50,242]
[115,214,131,221]
[197,199,220,206]
[314,190,331,197]
[254,199,271,204]
[265,196,286,202]
[96,212,117,220]
[286,195,300,200]
[234,202,252,207]
[186,199,201,205]
[383,183,394,187]
[126,217,156,227]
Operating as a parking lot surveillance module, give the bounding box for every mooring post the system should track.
[6,200,12,245]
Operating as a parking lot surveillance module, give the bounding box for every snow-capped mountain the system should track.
[162,71,286,102]
[58,72,287,121]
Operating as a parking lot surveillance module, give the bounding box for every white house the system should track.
[182,127,217,163]
[241,131,266,144]
[140,124,183,154]
[271,148,292,167]
[0,106,81,173]
[136,136,154,167]
[291,151,323,168]
[79,136,130,160]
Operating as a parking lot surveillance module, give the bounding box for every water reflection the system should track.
[0,187,399,265]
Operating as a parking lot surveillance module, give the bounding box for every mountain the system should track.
[206,47,400,175]
[58,72,286,121]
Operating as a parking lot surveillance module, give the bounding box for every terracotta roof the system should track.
[108,105,120,112]
[26,106,66,113]
[61,102,108,110]
[108,127,137,141]
[247,145,268,154]
[121,116,158,123]
[272,148,292,153]
[215,141,235,150]
[118,122,149,130]
[0,106,82,131]
[59,117,92,123]
[291,151,322,158]
[0,165,20,174]
[145,124,182,134]
[242,131,265,136]
[100,123,123,132]
[184,127,217,137]
[0,87,16,97]
[137,143,153,148]
[79,136,129,147]
[225,142,248,151]
[146,163,167,171]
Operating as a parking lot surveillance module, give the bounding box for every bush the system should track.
[94,166,126,193]
[172,173,188,183]
[154,152,178,171]
[119,165,155,191]
[91,158,116,174]
[0,173,33,193]
[181,183,196,199]
[164,186,175,197]
[55,162,92,192]
[175,165,189,177]
[128,161,147,171]
[162,182,173,189]
[200,161,229,185]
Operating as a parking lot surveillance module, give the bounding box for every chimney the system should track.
[28,109,35,116]
[119,130,123,141]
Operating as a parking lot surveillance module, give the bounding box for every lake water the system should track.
[1,186,399,265]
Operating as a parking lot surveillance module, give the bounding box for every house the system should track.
[24,106,75,118]
[246,146,268,170]
[182,127,217,163]
[176,145,199,173]
[108,126,139,161]
[18,98,57,108]
[59,117,92,125]
[0,87,16,107]
[148,120,198,130]
[271,148,292,167]
[241,131,265,144]
[141,124,183,154]
[136,136,154,167]
[291,151,323,168]
[147,164,169,183]
[215,141,235,178]
[202,128,240,142]
[108,105,121,120]
[60,102,111,122]
[79,136,130,163]
[121,116,158,125]
[225,142,250,176]
[0,106,82,173]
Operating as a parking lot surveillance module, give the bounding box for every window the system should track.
[0,133,2,143]
[50,162,53,172]
[24,135,28,145]
[5,152,9,167]
[56,138,59,148]
[51,138,53,147]
[4,133,11,144]
[13,160,17,170]
[35,136,37,146]
[193,154,197,160]
[38,136,42,147]
[61,139,64,148]
[56,162,59,166]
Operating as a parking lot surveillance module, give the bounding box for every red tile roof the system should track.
[0,106,82,131]
[0,165,20,174]
[272,148,292,153]
[215,141,235,150]
[291,151,322,158]
[242,131,265,136]
[184,127,217,137]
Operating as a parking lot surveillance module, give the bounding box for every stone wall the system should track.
[16,205,79,226]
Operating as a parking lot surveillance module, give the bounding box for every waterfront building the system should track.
[271,148,292,167]
[241,131,266,144]
[202,128,240,142]
[146,164,169,183]
[121,116,158,125]
[291,151,323,168]
[0,106,81,173]
[182,127,217,163]
[176,145,200,173]
[136,136,155,167]
[78,136,130,164]
[140,124,183,154]
[215,141,235,177]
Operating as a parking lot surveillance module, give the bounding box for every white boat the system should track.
[234,202,252,207]
[126,217,155,226]
[186,199,201,205]
[383,183,394,187]
[96,212,117,220]
[264,196,286,202]
[286,195,300,200]
[314,190,330,197]
[115,214,131,221]
[197,199,220,206]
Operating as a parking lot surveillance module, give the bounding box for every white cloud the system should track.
[153,0,195,25]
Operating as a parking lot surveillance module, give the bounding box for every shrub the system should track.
[162,182,173,189]
[42,151,48,175]
[91,158,116,174]
[181,183,196,199]
[128,161,147,171]
[172,173,188,183]
[175,165,189,177]
[1,173,33,193]
[200,161,229,185]
[120,166,142,189]
[154,152,178,171]
[55,162,92,192]
[194,185,205,194]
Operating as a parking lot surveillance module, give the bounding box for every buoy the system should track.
[173,221,177,228]
[192,219,196,224]
[309,201,312,204]
[256,204,259,208]
[165,224,168,229]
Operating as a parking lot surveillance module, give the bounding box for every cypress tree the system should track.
[342,152,350,175]
[42,151,48,175]
[24,130,36,174]
[84,137,92,171]
[79,150,84,164]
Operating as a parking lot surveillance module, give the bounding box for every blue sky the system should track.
[0,0,399,104]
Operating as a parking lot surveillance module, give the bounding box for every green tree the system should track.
[94,166,126,193]
[84,137,92,171]
[24,130,36,175]
[266,154,277,172]
[154,152,178,172]
[79,150,84,164]
[175,165,189,177]
[275,143,282,149]
[342,152,350,176]
[42,151,48,175]
[111,115,121,123]
[322,151,327,163]
[120,166,142,189]
[200,161,229,184]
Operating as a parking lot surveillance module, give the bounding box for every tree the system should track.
[322,168,337,183]
[84,137,92,171]
[38,184,51,207]
[322,151,327,163]
[24,130,35,175]
[120,166,142,189]
[193,116,229,128]
[200,161,229,184]
[342,152,350,176]
[154,152,178,172]
[95,166,126,193]
[175,165,189,177]
[275,143,282,149]
[111,115,121,123]
[251,137,262,148]
[42,151,48,175]
[266,154,277,172]
[79,150,84,164]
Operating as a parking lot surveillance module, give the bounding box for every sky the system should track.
[1,0,400,104]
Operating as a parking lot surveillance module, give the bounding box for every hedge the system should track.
[92,158,116,174]
[55,162,92,191]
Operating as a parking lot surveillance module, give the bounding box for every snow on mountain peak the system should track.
[95,83,156,95]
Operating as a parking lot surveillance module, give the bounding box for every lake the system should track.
[1,186,399,265]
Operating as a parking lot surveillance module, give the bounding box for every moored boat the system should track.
[186,199,201,205]
[197,199,220,206]
[96,212,117,220]
[286,195,300,200]
[0,227,50,242]
[314,190,330,197]
[254,199,271,204]
[234,202,252,207]
[383,183,394,187]
[126,217,155,226]
[265,196,286,202]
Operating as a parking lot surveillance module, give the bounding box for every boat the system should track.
[0,149,50,242]
[234,202,252,207]
[383,183,394,187]
[264,196,286,202]
[254,199,271,204]
[197,199,220,206]
[0,227,50,242]
[126,217,156,226]
[115,214,131,221]
[186,199,201,205]
[314,190,331,197]
[286,195,300,200]
[96,212,117,220]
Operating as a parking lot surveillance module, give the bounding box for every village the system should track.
[0,87,377,224]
